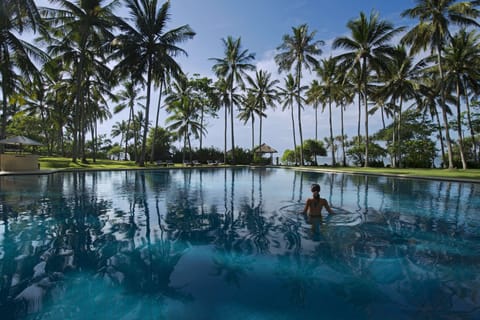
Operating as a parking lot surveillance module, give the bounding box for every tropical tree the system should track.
[333,11,404,167]
[373,45,425,167]
[41,0,119,162]
[112,0,195,166]
[238,92,261,154]
[401,0,480,169]
[305,80,324,141]
[211,36,255,164]
[0,0,46,143]
[443,28,480,168]
[277,74,306,165]
[246,70,279,147]
[275,24,324,165]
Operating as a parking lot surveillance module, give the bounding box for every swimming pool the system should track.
[0,167,479,319]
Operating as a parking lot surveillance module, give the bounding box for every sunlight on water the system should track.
[0,168,479,319]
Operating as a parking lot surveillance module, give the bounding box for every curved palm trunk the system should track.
[251,117,255,161]
[230,94,236,164]
[224,103,228,164]
[258,114,262,147]
[463,85,477,162]
[433,107,446,167]
[290,106,298,165]
[397,97,404,168]
[455,79,467,169]
[296,66,304,166]
[328,97,335,166]
[437,46,454,169]
[151,80,164,162]
[140,61,153,166]
[341,104,347,167]
[362,58,369,167]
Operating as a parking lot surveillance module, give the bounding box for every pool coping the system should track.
[1,165,479,184]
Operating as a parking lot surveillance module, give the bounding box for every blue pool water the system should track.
[0,167,479,319]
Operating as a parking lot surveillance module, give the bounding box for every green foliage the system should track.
[281,149,296,165]
[347,138,387,167]
[147,127,174,161]
[302,139,327,165]
[402,140,436,168]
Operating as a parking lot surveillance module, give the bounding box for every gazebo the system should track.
[0,135,42,172]
[254,143,278,164]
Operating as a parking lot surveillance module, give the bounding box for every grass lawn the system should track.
[38,156,480,182]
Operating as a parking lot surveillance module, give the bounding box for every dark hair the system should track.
[311,183,320,192]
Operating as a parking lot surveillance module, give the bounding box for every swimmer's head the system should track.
[311,184,320,193]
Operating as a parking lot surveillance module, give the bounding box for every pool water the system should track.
[0,168,479,319]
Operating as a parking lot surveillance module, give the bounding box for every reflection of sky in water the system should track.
[0,168,479,319]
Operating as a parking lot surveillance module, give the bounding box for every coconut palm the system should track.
[305,80,324,141]
[211,36,255,164]
[275,24,324,165]
[0,0,46,141]
[333,11,404,167]
[112,0,195,166]
[401,0,480,169]
[246,70,279,147]
[315,57,344,166]
[373,45,425,167]
[165,76,204,163]
[443,29,480,168]
[41,0,119,162]
[113,81,145,160]
[277,74,307,165]
[238,92,262,154]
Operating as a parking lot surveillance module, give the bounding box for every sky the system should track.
[34,0,418,160]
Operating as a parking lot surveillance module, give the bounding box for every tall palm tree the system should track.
[211,36,255,164]
[238,92,262,153]
[401,0,480,169]
[305,80,323,141]
[246,70,279,147]
[113,81,145,160]
[41,0,119,162]
[277,74,306,165]
[315,57,343,166]
[0,0,46,142]
[374,45,425,167]
[165,76,204,162]
[275,24,324,166]
[333,11,404,167]
[113,0,195,166]
[443,28,480,169]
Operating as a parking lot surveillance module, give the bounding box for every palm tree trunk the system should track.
[329,97,335,166]
[463,85,477,162]
[230,94,235,164]
[223,102,227,164]
[151,79,164,162]
[455,79,467,169]
[341,104,347,167]
[140,62,153,166]
[397,97,403,167]
[291,106,298,165]
[437,46,454,169]
[296,65,304,166]
[251,117,255,161]
[362,58,369,167]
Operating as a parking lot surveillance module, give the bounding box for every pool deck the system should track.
[1,166,479,184]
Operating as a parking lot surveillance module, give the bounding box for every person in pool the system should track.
[302,183,334,217]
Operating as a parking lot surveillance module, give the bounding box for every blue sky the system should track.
[35,0,418,159]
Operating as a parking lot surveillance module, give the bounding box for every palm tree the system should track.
[443,28,480,169]
[305,80,323,141]
[211,36,255,164]
[41,0,119,162]
[113,0,195,166]
[333,11,404,167]
[113,81,145,160]
[238,92,261,153]
[275,24,324,166]
[374,45,425,167]
[401,0,480,169]
[246,70,279,147]
[165,76,204,163]
[277,74,306,165]
[315,57,343,166]
[0,0,46,142]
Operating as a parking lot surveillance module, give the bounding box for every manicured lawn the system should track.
[38,157,480,182]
